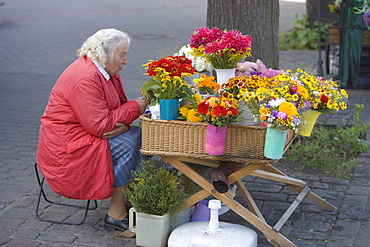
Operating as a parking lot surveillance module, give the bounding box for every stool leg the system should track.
[34,163,98,225]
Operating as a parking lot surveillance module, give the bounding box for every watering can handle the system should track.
[128,207,137,232]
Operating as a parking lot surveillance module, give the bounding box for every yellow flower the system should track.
[291,94,299,102]
[257,94,266,101]
[297,85,309,99]
[256,87,269,95]
[278,101,298,116]
[340,89,349,98]
[187,109,203,122]
[194,94,202,104]
[340,101,347,110]
[327,100,334,109]
[284,93,292,101]
[270,91,279,98]
[179,105,193,117]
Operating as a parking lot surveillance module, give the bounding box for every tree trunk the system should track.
[207,0,279,69]
[306,0,338,28]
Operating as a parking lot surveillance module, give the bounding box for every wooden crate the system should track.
[327,26,370,47]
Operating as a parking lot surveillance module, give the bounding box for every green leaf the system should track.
[141,79,161,91]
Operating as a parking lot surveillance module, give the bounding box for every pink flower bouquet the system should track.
[189,27,253,69]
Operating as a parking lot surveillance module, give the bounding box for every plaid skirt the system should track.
[108,126,147,188]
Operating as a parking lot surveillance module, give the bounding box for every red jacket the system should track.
[37,56,140,200]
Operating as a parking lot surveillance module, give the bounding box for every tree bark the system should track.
[207,0,279,69]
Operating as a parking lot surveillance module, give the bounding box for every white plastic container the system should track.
[129,208,171,247]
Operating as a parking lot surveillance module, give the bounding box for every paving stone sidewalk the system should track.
[0,1,369,246]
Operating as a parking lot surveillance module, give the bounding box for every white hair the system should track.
[77,28,131,68]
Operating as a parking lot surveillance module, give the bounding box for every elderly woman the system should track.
[37,28,149,231]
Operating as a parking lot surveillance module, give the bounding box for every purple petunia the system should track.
[277,111,287,120]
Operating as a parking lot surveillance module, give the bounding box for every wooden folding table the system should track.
[140,116,337,247]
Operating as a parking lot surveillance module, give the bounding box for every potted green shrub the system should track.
[125,159,185,247]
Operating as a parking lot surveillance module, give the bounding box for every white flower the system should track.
[269,97,286,108]
[193,57,213,72]
[176,44,213,72]
[334,0,342,7]
[177,44,193,58]
[290,75,303,86]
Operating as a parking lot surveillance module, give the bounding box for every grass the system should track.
[285,104,369,180]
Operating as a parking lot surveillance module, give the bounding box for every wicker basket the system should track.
[140,115,296,163]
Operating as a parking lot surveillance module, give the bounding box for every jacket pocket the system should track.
[66,135,93,153]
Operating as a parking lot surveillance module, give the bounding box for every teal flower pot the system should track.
[159,98,179,120]
[264,127,287,159]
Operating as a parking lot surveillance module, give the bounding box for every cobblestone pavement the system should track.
[0,1,369,246]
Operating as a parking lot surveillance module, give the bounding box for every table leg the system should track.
[261,165,337,211]
[235,180,265,221]
[208,181,297,247]
[175,189,211,212]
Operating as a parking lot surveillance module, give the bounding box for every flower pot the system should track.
[298,109,321,137]
[264,127,287,159]
[159,98,179,120]
[235,101,256,125]
[214,68,236,87]
[199,93,216,100]
[129,208,171,247]
[205,123,228,155]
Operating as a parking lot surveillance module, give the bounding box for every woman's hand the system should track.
[134,97,150,114]
[101,123,128,139]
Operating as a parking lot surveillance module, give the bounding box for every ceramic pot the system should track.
[214,68,236,87]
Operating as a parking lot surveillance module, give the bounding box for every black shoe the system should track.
[104,214,129,231]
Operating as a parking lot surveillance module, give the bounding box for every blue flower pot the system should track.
[159,98,179,120]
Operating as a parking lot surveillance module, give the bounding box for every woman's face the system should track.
[105,42,129,76]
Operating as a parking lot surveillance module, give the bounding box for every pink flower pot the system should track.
[205,123,228,155]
